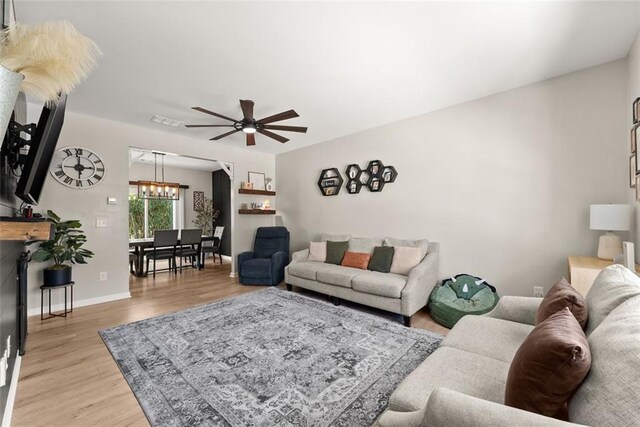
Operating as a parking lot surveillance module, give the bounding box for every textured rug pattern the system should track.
[100,289,442,426]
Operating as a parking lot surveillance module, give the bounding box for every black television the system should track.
[15,94,67,205]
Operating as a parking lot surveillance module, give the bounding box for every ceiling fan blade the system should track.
[257,109,299,124]
[240,99,254,120]
[192,107,237,122]
[258,129,289,143]
[263,124,307,133]
[246,133,256,146]
[210,129,241,140]
[185,124,234,128]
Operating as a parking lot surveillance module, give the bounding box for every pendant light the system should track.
[137,153,180,200]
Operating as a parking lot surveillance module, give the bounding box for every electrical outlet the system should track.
[533,286,544,298]
[96,217,108,228]
[100,272,108,281]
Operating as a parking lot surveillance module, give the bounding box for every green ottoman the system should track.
[428,274,499,329]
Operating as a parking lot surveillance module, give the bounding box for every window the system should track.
[128,186,184,239]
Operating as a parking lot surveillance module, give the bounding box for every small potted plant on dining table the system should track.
[27,210,94,286]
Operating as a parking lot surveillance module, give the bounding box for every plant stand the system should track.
[40,281,74,320]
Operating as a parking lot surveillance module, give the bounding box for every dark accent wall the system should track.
[0,129,21,421]
[212,170,231,256]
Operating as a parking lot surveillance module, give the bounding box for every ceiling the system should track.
[129,148,222,172]
[18,1,640,155]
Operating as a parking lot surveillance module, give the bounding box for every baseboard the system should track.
[2,350,21,427]
[27,292,131,318]
[229,272,238,278]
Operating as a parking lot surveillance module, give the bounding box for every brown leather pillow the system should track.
[536,278,588,330]
[505,308,591,419]
[341,252,371,270]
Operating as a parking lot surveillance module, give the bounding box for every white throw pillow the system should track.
[384,237,429,260]
[308,241,327,262]
[390,246,423,275]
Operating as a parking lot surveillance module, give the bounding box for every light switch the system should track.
[96,218,108,228]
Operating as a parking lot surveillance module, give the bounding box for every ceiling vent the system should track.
[150,114,183,127]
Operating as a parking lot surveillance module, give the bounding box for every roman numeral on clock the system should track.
[64,176,73,185]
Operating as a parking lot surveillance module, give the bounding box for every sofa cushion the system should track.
[240,258,273,279]
[287,261,332,281]
[326,241,349,265]
[352,272,407,298]
[384,237,429,259]
[441,316,533,364]
[320,233,350,242]
[341,252,371,270]
[585,264,640,335]
[368,246,395,273]
[569,295,640,425]
[536,278,588,329]
[389,346,509,413]
[308,241,326,262]
[505,308,591,419]
[390,246,422,275]
[348,237,383,254]
[316,265,363,288]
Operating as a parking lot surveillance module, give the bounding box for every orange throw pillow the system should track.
[341,252,371,270]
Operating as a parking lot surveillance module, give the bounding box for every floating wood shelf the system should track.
[0,221,53,241]
[238,209,276,215]
[238,189,276,196]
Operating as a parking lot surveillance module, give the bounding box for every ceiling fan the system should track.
[185,99,307,146]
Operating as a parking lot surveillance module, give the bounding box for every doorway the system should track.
[127,147,233,280]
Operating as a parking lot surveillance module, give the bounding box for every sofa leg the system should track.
[286,283,292,291]
[332,297,341,306]
[403,315,411,327]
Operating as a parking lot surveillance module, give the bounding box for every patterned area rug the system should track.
[100,288,442,426]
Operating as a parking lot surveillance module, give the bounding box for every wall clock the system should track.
[50,147,106,189]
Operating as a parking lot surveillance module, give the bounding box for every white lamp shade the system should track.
[590,204,631,231]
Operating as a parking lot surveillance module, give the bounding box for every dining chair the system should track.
[202,226,224,265]
[178,229,202,273]
[145,229,179,277]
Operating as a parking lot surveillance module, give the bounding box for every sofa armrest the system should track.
[485,295,542,326]
[424,388,583,427]
[401,248,439,316]
[271,251,289,284]
[290,249,309,264]
[236,251,255,275]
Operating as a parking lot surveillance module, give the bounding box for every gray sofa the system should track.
[378,264,640,426]
[284,234,439,326]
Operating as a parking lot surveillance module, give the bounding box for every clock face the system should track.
[50,147,106,189]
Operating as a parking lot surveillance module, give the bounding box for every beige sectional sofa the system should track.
[284,234,439,326]
[378,264,640,426]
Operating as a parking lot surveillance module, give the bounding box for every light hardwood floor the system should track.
[12,262,447,426]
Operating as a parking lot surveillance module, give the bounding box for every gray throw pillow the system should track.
[326,241,349,265]
[368,246,395,273]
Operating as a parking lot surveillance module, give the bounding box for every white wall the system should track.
[627,29,640,256]
[129,162,214,231]
[276,60,628,297]
[27,110,275,314]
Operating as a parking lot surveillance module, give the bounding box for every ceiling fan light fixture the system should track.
[242,124,257,134]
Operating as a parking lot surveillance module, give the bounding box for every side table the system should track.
[568,256,639,296]
[40,281,74,320]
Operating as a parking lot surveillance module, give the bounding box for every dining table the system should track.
[128,235,217,277]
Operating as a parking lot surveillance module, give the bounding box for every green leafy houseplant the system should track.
[27,210,94,286]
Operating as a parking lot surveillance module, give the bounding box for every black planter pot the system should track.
[43,266,72,287]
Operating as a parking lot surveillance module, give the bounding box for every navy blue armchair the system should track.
[237,227,290,286]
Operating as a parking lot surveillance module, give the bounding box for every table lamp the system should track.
[590,204,631,260]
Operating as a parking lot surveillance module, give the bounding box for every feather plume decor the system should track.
[0,21,101,103]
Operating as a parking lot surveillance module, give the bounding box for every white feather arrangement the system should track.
[0,21,101,103]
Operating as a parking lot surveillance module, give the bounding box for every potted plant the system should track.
[28,210,94,286]
[193,197,220,236]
